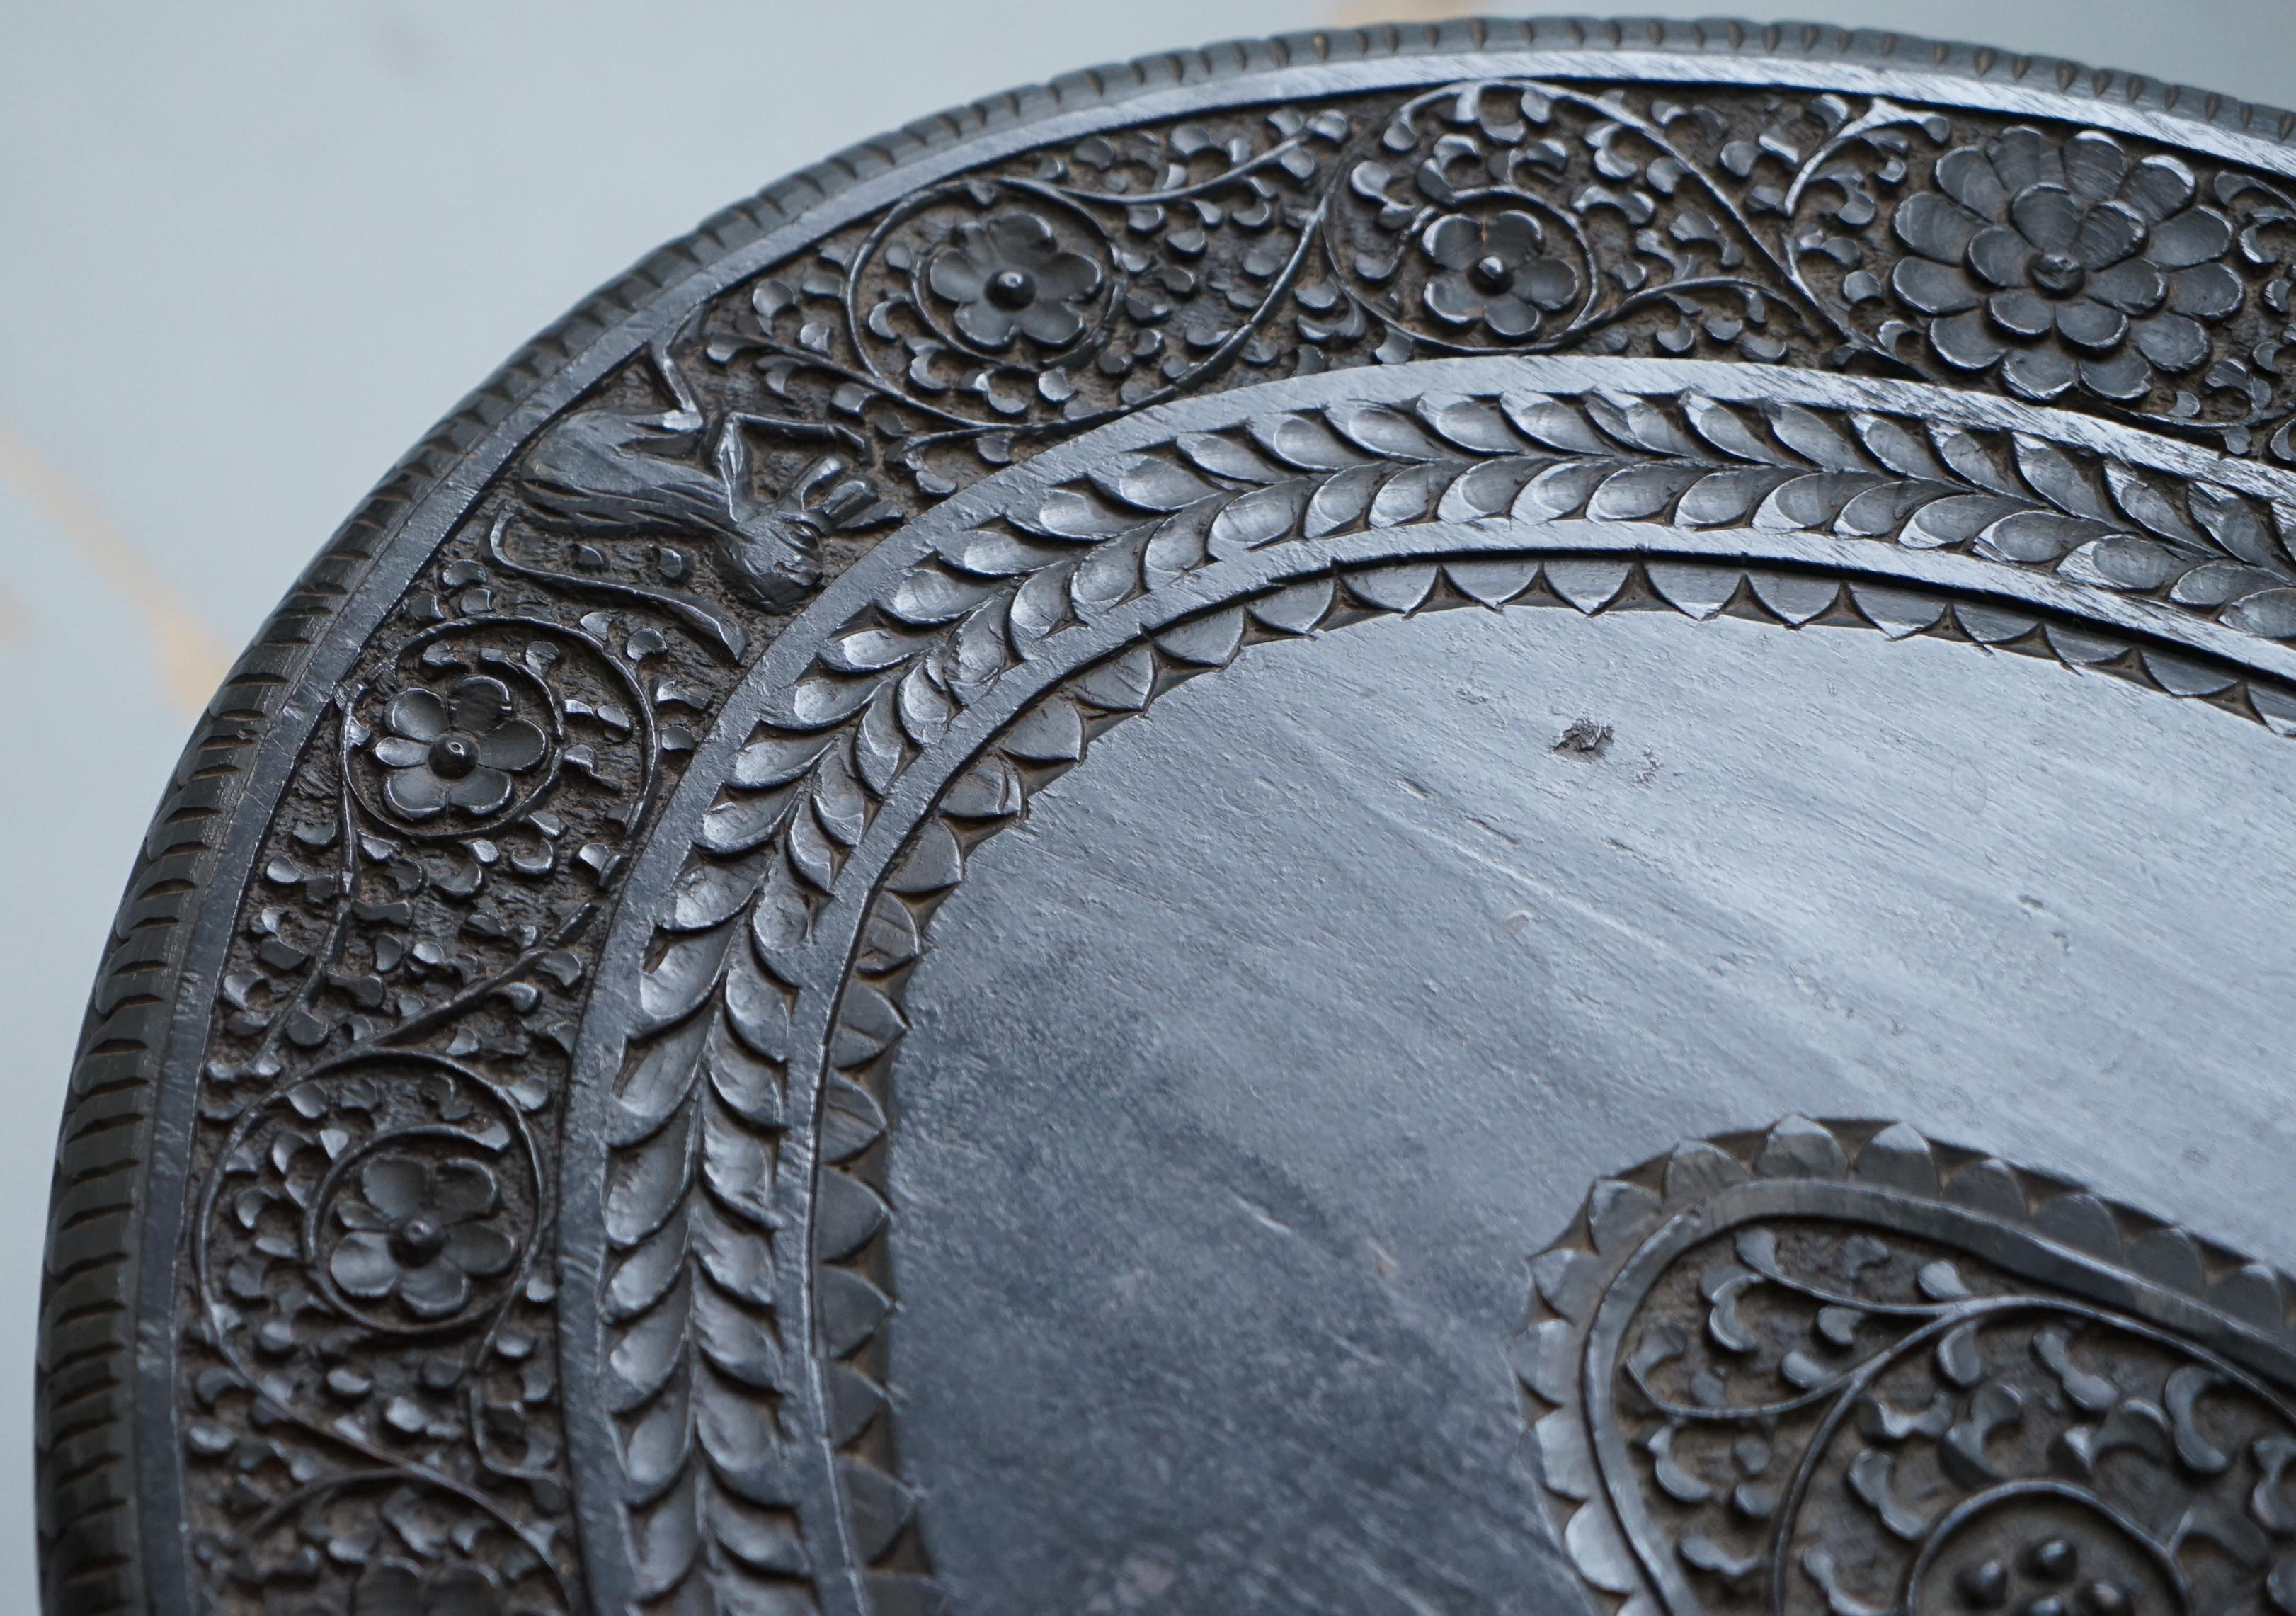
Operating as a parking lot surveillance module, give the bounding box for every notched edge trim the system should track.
[41,18,2296,1616]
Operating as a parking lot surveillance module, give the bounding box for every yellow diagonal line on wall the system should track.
[0,414,231,719]
[1330,0,1481,21]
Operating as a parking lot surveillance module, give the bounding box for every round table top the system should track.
[40,19,2296,1616]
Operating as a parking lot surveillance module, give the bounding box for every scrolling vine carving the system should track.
[796,571,2296,1612]
[688,77,2296,507]
[1516,1117,2296,1616]
[156,59,2296,1616]
[608,371,2296,1611]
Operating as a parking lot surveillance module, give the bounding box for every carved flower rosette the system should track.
[1519,1117,2296,1616]
[109,32,2296,1616]
[183,586,671,1610]
[190,1054,561,1610]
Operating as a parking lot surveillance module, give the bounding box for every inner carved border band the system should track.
[56,26,2296,1616]
[587,358,2296,1616]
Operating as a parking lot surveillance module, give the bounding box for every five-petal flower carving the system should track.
[371,675,548,824]
[1420,210,1580,338]
[1890,126,2241,402]
[329,1152,518,1321]
[927,210,1104,351]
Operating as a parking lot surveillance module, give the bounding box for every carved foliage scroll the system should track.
[165,56,2296,1616]
[707,79,2296,505]
[619,378,2296,1608]
[1517,1118,2296,1616]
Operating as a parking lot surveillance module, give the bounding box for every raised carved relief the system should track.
[607,376,2296,1610]
[109,45,2296,1616]
[781,563,2296,1615]
[512,334,896,639]
[578,352,2296,1610]
[696,81,2296,503]
[1516,1117,2296,1616]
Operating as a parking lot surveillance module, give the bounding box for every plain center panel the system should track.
[877,598,2296,1612]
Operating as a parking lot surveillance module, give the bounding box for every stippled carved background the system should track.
[44,18,2296,1616]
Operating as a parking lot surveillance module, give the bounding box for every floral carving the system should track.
[927,210,1105,351]
[1889,127,2242,402]
[714,113,1352,494]
[326,1151,519,1323]
[348,645,571,839]
[190,1059,561,1610]
[648,73,2296,497]
[219,1472,547,1616]
[183,595,662,1610]
[157,57,2296,1616]
[1517,1117,2296,1616]
[372,677,550,824]
[615,365,2296,1615]
[1420,210,1580,337]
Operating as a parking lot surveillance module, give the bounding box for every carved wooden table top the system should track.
[38,18,2296,1616]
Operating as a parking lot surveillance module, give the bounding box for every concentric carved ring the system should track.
[40,19,2296,1616]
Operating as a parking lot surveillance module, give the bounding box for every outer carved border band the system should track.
[43,21,2296,1616]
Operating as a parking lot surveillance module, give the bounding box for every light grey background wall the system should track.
[3,1,2292,1605]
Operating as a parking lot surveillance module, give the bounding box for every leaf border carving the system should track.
[61,21,2296,1616]
[578,355,2296,1616]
